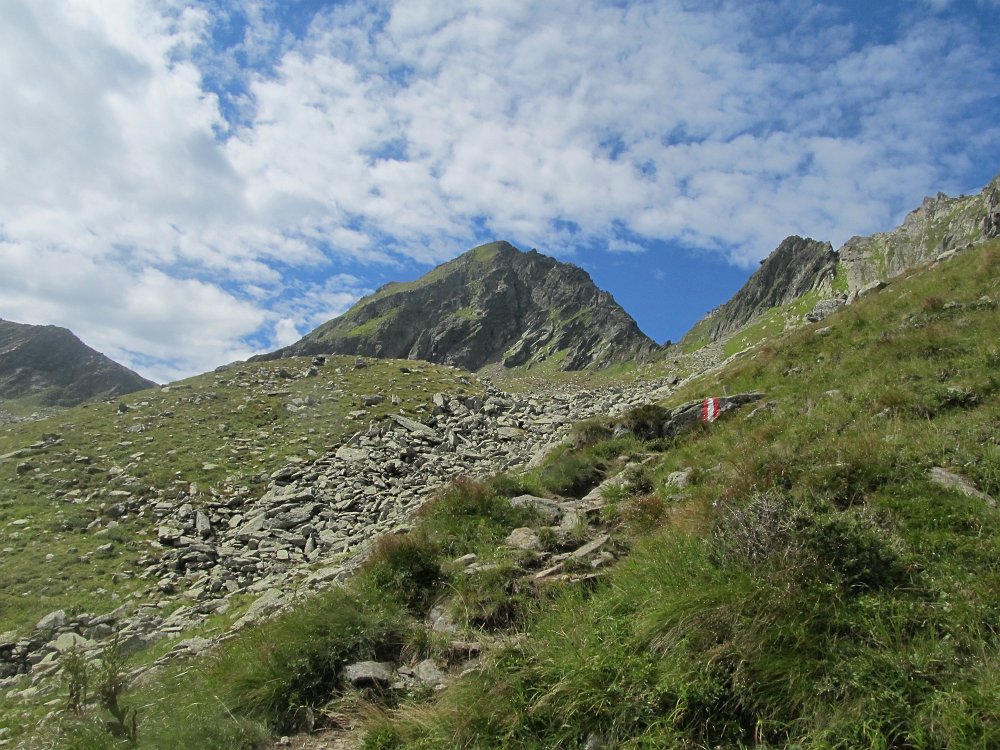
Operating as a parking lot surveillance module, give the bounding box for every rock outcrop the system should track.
[681,169,1000,350]
[0,320,155,407]
[839,171,1000,291]
[258,242,660,371]
[700,236,837,342]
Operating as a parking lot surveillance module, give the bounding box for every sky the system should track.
[1,0,998,383]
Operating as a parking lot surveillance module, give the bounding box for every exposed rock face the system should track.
[0,320,156,407]
[839,172,1000,291]
[703,236,837,342]
[259,242,659,371]
[680,170,1000,350]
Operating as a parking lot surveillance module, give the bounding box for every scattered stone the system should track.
[665,469,692,489]
[505,527,543,551]
[35,610,66,632]
[930,467,996,507]
[413,659,445,688]
[509,495,563,523]
[52,632,91,653]
[344,660,393,688]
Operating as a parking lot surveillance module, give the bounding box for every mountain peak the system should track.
[262,242,659,371]
[0,319,156,407]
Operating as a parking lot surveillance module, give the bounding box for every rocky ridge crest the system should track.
[0,320,155,408]
[682,170,1000,349]
[260,241,660,372]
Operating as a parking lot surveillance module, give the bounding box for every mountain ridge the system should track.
[259,240,660,371]
[0,319,156,408]
[681,169,1000,350]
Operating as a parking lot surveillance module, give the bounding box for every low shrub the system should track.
[621,494,667,533]
[359,531,443,612]
[450,563,536,630]
[712,494,911,592]
[570,418,614,449]
[221,588,408,733]
[417,477,539,556]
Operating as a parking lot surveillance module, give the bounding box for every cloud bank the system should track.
[1,0,997,380]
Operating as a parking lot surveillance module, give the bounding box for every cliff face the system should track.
[0,320,156,406]
[839,172,1000,291]
[262,242,660,371]
[682,170,1000,349]
[703,236,838,342]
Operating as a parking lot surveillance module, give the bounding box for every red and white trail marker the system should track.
[701,397,721,423]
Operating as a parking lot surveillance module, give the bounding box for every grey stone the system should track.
[509,494,562,523]
[807,298,846,322]
[231,589,286,630]
[930,467,996,507]
[35,610,66,632]
[195,511,212,539]
[505,527,542,551]
[344,660,393,688]
[413,659,445,688]
[665,469,692,488]
[52,632,91,653]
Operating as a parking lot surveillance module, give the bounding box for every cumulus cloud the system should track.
[0,0,997,378]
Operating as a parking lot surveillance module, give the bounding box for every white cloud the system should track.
[0,0,997,378]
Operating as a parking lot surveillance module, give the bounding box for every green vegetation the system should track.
[722,290,821,357]
[344,308,401,337]
[677,315,714,353]
[451,306,479,322]
[351,242,504,313]
[9,241,1000,749]
[362,241,1000,748]
[0,356,475,634]
[831,260,850,294]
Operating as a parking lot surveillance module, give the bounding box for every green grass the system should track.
[722,290,821,358]
[362,240,1000,748]
[0,356,476,635]
[350,242,503,313]
[12,241,1000,749]
[345,308,402,337]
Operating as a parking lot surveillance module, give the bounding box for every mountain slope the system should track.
[23,237,996,750]
[0,320,155,407]
[681,169,1000,351]
[700,235,837,342]
[262,241,660,371]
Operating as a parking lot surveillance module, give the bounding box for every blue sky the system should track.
[1,0,998,381]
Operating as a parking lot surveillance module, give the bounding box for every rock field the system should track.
[0,363,678,704]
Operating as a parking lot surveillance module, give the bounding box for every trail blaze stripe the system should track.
[701,397,720,423]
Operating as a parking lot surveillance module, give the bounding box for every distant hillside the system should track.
[261,241,660,371]
[682,169,1000,350]
[0,320,155,407]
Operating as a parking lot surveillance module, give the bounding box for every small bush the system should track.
[570,418,614,449]
[360,531,443,612]
[451,564,535,630]
[622,494,667,533]
[617,403,672,440]
[222,588,408,733]
[418,477,539,555]
[713,494,911,592]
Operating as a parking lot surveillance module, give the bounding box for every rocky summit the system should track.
[682,169,1000,350]
[259,241,660,371]
[0,320,155,408]
[701,236,838,342]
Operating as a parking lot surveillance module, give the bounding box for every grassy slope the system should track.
[307,243,503,343]
[0,356,475,636]
[367,241,1000,748]
[17,242,1000,749]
